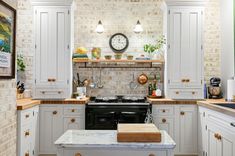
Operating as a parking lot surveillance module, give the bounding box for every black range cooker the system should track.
[85,96,152,130]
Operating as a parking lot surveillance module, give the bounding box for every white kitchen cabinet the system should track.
[199,106,235,156]
[39,104,85,155]
[152,105,197,155]
[33,6,71,99]
[198,106,206,156]
[177,105,198,154]
[17,106,39,156]
[166,4,204,99]
[39,105,64,154]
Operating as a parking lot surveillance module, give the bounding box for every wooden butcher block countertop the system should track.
[147,98,198,104]
[17,97,90,110]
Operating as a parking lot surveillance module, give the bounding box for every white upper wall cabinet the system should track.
[31,0,73,6]
[166,4,204,99]
[33,7,71,99]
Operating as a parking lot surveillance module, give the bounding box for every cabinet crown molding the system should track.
[31,0,73,6]
[164,0,208,6]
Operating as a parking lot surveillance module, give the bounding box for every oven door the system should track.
[119,109,147,124]
[86,106,117,130]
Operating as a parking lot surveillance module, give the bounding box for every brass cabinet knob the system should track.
[71,118,76,123]
[75,153,82,156]
[25,131,30,136]
[180,111,185,115]
[71,109,75,112]
[186,79,190,83]
[52,78,56,82]
[162,118,166,123]
[25,152,29,156]
[217,134,222,140]
[214,133,219,139]
[25,114,30,118]
[162,109,166,113]
[149,154,155,156]
[181,79,186,82]
[58,91,62,94]
[52,111,58,115]
[192,91,195,95]
[41,91,45,94]
[175,91,179,95]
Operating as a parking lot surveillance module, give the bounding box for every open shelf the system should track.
[72,59,164,64]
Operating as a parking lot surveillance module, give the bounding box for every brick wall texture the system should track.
[0,1,17,156]
[16,0,221,90]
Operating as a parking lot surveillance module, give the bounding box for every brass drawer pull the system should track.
[162,109,166,113]
[214,133,219,139]
[180,111,185,115]
[71,118,76,123]
[41,91,45,94]
[181,79,186,82]
[162,118,166,123]
[75,153,82,156]
[25,114,30,118]
[185,79,190,83]
[149,154,155,156]
[175,91,179,94]
[52,111,58,115]
[25,131,30,136]
[71,109,75,112]
[25,152,29,156]
[217,134,222,140]
[58,91,62,94]
[192,91,195,95]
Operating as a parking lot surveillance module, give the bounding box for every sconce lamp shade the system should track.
[96,20,104,33]
[133,20,143,33]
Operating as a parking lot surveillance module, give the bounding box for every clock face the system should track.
[109,33,129,52]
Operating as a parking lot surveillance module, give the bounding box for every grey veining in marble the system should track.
[55,130,176,150]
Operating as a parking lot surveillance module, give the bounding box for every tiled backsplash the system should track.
[73,63,164,97]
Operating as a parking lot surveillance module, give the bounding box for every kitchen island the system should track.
[55,130,176,156]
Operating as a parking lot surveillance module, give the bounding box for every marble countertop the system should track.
[55,130,176,150]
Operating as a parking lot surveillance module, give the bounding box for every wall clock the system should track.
[109,33,129,53]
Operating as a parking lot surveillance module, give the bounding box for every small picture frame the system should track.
[0,1,16,79]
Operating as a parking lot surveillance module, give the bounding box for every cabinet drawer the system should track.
[152,106,174,116]
[20,110,33,125]
[35,88,66,99]
[64,106,85,116]
[207,109,235,133]
[168,89,203,99]
[63,117,85,130]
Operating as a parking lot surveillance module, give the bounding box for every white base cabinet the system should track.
[17,106,39,156]
[152,105,198,155]
[39,104,85,155]
[199,106,235,156]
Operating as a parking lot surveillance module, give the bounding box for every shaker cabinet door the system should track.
[35,7,70,87]
[39,106,63,154]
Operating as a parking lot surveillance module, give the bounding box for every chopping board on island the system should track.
[117,124,161,142]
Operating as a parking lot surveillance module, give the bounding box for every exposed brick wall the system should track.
[0,0,17,155]
[16,0,221,90]
[204,0,221,83]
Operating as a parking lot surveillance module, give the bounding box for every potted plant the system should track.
[144,35,166,60]
[17,54,26,81]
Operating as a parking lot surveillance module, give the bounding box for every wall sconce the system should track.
[95,20,104,34]
[133,20,143,33]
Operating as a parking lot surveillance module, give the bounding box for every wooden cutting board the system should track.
[117,124,161,142]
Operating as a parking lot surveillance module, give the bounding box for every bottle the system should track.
[148,83,153,96]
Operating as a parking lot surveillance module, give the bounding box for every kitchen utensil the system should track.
[137,73,148,85]
[114,54,122,60]
[104,55,112,60]
[89,64,96,88]
[129,73,138,89]
[127,55,134,60]
[117,124,161,142]
[82,79,90,87]
[97,66,104,88]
